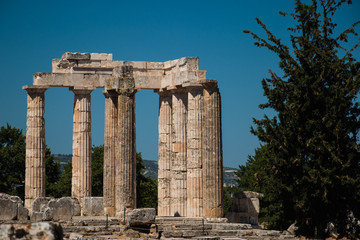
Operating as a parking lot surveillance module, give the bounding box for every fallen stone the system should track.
[17,204,29,221]
[0,193,22,204]
[0,222,63,240]
[286,223,298,235]
[82,197,104,216]
[51,197,80,221]
[126,208,156,226]
[32,197,54,212]
[30,211,43,222]
[69,232,83,239]
[0,198,18,220]
[42,207,53,221]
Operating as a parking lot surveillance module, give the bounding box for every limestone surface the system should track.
[126,208,156,226]
[0,194,22,221]
[226,191,264,225]
[82,197,104,216]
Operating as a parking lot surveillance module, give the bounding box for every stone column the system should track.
[23,85,49,210]
[70,87,95,206]
[115,89,137,215]
[186,86,203,217]
[157,90,172,216]
[202,82,223,217]
[103,90,118,216]
[170,88,188,217]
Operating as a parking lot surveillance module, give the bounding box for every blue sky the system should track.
[0,0,359,168]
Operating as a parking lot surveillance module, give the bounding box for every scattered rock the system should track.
[69,232,83,239]
[286,223,298,235]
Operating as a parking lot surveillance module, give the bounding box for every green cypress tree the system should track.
[244,0,360,237]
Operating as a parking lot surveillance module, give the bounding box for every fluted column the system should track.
[170,88,188,217]
[157,90,172,216]
[71,87,94,206]
[103,90,118,216]
[116,89,137,215]
[23,85,49,210]
[202,83,223,217]
[186,86,203,217]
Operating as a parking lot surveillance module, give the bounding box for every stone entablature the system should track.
[23,52,223,219]
[32,52,208,90]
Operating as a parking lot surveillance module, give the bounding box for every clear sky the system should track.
[0,0,359,168]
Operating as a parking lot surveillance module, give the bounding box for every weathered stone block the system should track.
[205,218,228,223]
[126,208,156,226]
[32,197,53,212]
[0,198,17,220]
[17,204,29,221]
[226,191,263,225]
[0,193,22,204]
[69,233,83,239]
[51,197,80,221]
[90,53,112,61]
[62,52,90,60]
[30,211,43,222]
[42,207,53,221]
[82,197,104,216]
[0,193,23,221]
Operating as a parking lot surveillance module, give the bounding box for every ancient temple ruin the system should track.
[23,52,223,218]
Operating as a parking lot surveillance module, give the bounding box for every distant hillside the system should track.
[54,154,72,172]
[54,155,239,187]
[142,160,239,187]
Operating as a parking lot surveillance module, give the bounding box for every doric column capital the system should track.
[182,83,203,90]
[168,86,188,95]
[103,89,119,98]
[202,80,219,93]
[23,85,49,94]
[117,88,137,97]
[69,87,95,95]
[105,66,136,97]
[154,89,172,97]
[104,88,137,98]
